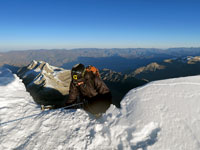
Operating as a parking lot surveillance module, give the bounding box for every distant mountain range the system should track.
[1,47,200,72]
[130,56,200,81]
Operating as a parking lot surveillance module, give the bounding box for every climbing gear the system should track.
[71,64,86,81]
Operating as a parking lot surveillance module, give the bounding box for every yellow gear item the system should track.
[73,74,78,80]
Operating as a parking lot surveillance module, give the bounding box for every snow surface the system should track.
[1,67,200,150]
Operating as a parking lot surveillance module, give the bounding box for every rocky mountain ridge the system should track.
[17,60,71,106]
[131,56,200,81]
[17,60,147,107]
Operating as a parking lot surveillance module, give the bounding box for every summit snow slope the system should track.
[1,67,200,150]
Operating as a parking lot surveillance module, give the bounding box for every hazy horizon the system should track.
[2,47,200,53]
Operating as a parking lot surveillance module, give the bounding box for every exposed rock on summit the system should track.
[17,60,71,106]
[100,69,123,82]
[132,62,165,76]
[131,56,200,82]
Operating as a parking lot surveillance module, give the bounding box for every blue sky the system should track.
[0,0,200,51]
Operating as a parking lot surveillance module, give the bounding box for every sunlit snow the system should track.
[1,67,200,150]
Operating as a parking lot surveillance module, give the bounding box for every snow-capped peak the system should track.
[17,61,71,105]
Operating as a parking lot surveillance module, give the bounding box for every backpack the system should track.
[86,65,101,78]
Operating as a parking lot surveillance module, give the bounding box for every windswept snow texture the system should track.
[1,67,200,150]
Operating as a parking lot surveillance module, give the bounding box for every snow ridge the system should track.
[1,67,200,150]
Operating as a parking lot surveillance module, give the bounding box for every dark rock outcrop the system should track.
[17,60,71,106]
[131,56,200,82]
[100,69,147,107]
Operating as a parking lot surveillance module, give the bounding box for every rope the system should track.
[59,102,84,109]
[0,102,84,126]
